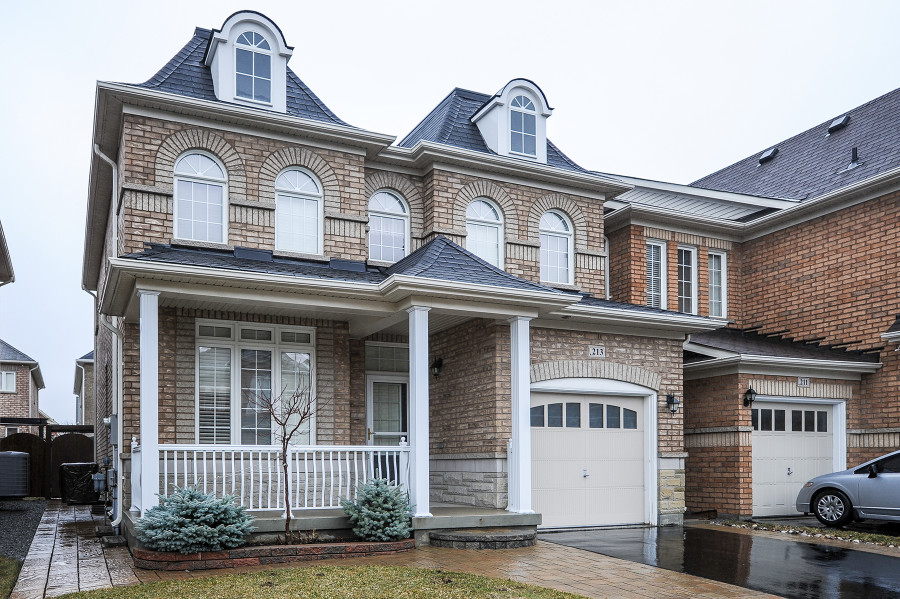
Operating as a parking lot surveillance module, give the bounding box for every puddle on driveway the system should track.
[540,526,900,599]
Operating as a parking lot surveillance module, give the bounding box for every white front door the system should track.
[531,392,645,527]
[752,401,835,516]
[366,375,408,446]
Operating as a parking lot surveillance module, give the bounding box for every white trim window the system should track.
[645,241,666,309]
[604,235,611,300]
[368,191,409,263]
[196,321,315,445]
[677,246,698,314]
[466,198,504,268]
[539,210,574,285]
[708,251,727,318]
[174,152,228,243]
[0,371,15,393]
[235,31,272,103]
[510,95,537,156]
[275,168,323,255]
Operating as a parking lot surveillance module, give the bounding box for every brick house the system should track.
[74,351,95,428]
[0,339,45,437]
[82,11,723,543]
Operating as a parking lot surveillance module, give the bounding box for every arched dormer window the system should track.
[510,95,537,156]
[466,198,504,268]
[235,31,272,103]
[275,168,323,255]
[539,210,573,285]
[368,191,409,263]
[174,152,227,243]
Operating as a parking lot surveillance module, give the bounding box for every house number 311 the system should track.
[588,346,606,358]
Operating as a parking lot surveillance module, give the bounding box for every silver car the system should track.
[796,450,900,527]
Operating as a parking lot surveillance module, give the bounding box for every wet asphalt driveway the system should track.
[539,525,900,599]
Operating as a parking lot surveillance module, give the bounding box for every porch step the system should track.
[429,527,536,549]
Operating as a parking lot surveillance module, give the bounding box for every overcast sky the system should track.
[3,0,900,423]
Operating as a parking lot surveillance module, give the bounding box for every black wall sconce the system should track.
[666,393,680,414]
[743,387,757,407]
[430,358,444,378]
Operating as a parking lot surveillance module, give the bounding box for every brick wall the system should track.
[94,324,114,463]
[0,364,37,436]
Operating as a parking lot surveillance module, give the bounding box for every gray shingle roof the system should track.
[398,88,587,173]
[689,328,879,363]
[78,351,95,361]
[886,316,900,335]
[0,339,36,363]
[134,27,349,126]
[691,86,900,200]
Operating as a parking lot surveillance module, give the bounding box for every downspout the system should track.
[75,363,85,424]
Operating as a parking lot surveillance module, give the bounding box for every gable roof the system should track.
[77,351,95,362]
[691,85,900,200]
[0,221,12,284]
[398,88,587,173]
[135,27,349,126]
[0,339,36,364]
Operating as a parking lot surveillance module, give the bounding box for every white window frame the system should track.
[509,94,538,158]
[274,167,324,255]
[539,210,575,286]
[646,240,667,309]
[368,190,410,263]
[233,30,273,106]
[173,151,229,244]
[0,371,14,393]
[465,197,505,268]
[604,235,611,300]
[677,245,698,315]
[708,250,728,318]
[195,320,317,446]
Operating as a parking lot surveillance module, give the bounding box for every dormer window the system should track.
[235,32,272,103]
[510,95,537,156]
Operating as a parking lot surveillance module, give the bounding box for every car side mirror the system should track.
[868,464,878,479]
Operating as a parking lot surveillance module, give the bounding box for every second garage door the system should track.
[531,392,645,528]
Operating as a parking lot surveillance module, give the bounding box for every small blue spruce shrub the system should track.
[340,478,411,541]
[135,486,254,553]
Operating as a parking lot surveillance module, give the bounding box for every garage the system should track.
[752,400,837,516]
[531,391,646,527]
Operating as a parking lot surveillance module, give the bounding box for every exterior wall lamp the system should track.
[430,358,444,378]
[743,387,757,407]
[666,393,680,414]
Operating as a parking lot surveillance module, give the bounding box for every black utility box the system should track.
[59,463,99,504]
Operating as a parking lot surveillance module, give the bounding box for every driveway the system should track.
[539,525,900,599]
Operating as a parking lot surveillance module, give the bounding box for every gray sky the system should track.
[3,0,900,423]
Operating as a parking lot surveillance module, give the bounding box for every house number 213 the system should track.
[588,346,606,358]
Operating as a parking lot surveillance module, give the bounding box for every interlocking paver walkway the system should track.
[12,502,774,598]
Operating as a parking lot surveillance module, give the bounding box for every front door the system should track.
[366,376,408,446]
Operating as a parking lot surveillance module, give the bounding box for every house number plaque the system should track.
[588,345,606,358]
[797,377,810,387]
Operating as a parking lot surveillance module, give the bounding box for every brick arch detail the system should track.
[530,360,661,391]
[453,180,520,237]
[527,193,588,249]
[154,129,247,198]
[364,171,425,236]
[259,147,341,211]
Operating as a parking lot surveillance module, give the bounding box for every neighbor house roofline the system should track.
[0,221,13,285]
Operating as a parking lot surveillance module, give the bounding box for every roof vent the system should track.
[758,148,778,164]
[827,115,850,135]
[848,147,860,170]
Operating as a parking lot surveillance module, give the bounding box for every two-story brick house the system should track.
[82,11,721,542]
[0,339,45,437]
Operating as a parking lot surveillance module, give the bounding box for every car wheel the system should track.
[814,490,853,527]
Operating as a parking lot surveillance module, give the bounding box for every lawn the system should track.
[60,565,586,599]
[0,556,22,599]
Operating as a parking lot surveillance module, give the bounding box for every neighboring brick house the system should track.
[74,351,95,427]
[82,11,723,542]
[0,339,45,437]
[0,220,13,329]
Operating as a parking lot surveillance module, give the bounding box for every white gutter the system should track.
[93,144,118,261]
[558,303,726,333]
[881,330,900,350]
[684,354,882,380]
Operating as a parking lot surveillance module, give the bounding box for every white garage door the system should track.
[752,401,834,517]
[531,392,645,527]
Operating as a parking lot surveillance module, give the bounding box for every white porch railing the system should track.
[154,445,410,511]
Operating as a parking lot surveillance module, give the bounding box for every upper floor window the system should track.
[539,210,573,285]
[466,198,504,268]
[275,168,323,255]
[708,251,727,317]
[677,246,697,314]
[0,371,15,393]
[368,191,409,263]
[510,95,537,156]
[235,31,272,103]
[174,153,227,244]
[646,241,666,309]
[604,235,611,300]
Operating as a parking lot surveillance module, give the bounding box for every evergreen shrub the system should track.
[135,486,254,554]
[340,478,411,541]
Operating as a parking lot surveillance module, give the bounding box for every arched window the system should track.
[466,198,504,268]
[275,168,323,255]
[368,191,409,262]
[174,152,227,243]
[510,95,537,156]
[539,210,573,285]
[236,31,271,103]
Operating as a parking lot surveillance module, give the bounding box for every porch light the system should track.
[430,358,444,378]
[666,393,680,414]
[743,387,757,407]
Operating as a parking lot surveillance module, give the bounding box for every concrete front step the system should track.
[429,527,536,549]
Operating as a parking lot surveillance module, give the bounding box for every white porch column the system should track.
[507,316,533,513]
[407,306,432,518]
[138,290,160,514]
